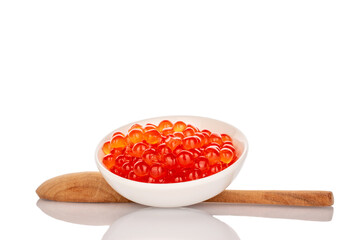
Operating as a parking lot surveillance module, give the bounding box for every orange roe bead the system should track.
[128,170,140,181]
[110,135,127,149]
[102,141,111,155]
[194,132,205,147]
[157,120,173,132]
[157,143,172,158]
[183,136,201,150]
[121,162,132,175]
[163,153,177,169]
[128,129,144,144]
[177,150,194,168]
[221,134,232,142]
[144,129,162,144]
[173,145,183,156]
[110,148,124,157]
[209,133,222,146]
[190,148,201,159]
[133,160,149,177]
[204,146,221,165]
[132,142,148,157]
[165,136,182,151]
[142,148,159,166]
[103,154,116,169]
[209,163,222,175]
[183,127,195,137]
[124,145,133,156]
[149,163,167,179]
[110,165,122,176]
[161,127,174,136]
[188,169,202,180]
[201,132,210,146]
[195,156,210,172]
[219,148,234,163]
[115,155,131,166]
[173,121,187,132]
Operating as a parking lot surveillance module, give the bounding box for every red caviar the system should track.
[102,120,239,183]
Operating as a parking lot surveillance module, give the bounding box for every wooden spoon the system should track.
[36,172,334,207]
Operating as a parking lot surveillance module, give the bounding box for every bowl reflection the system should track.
[103,207,240,240]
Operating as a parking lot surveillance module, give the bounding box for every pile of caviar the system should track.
[101,120,239,183]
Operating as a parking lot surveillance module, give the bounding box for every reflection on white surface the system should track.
[37,200,333,226]
[37,200,334,240]
[103,207,240,240]
[36,200,144,225]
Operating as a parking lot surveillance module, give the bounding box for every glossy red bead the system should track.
[157,143,171,158]
[142,148,159,166]
[204,146,221,165]
[103,154,116,169]
[149,164,167,179]
[132,142,148,157]
[110,148,124,157]
[133,160,150,177]
[165,136,182,151]
[144,129,162,144]
[188,169,202,180]
[177,150,195,168]
[190,148,201,159]
[183,127,195,137]
[220,147,234,163]
[163,153,177,169]
[183,136,201,150]
[209,133,222,146]
[161,127,174,136]
[209,163,222,175]
[115,155,131,166]
[110,135,127,149]
[221,134,232,142]
[195,156,210,172]
[128,129,144,144]
[157,120,173,132]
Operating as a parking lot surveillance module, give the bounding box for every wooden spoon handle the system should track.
[36,172,334,206]
[205,190,334,206]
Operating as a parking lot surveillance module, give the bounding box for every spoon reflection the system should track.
[37,200,333,226]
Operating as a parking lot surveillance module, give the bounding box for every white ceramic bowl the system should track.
[95,116,248,207]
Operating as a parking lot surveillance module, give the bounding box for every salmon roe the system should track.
[101,120,240,183]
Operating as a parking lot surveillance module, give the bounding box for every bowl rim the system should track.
[95,115,248,188]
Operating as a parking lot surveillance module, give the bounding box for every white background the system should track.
[0,0,359,239]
